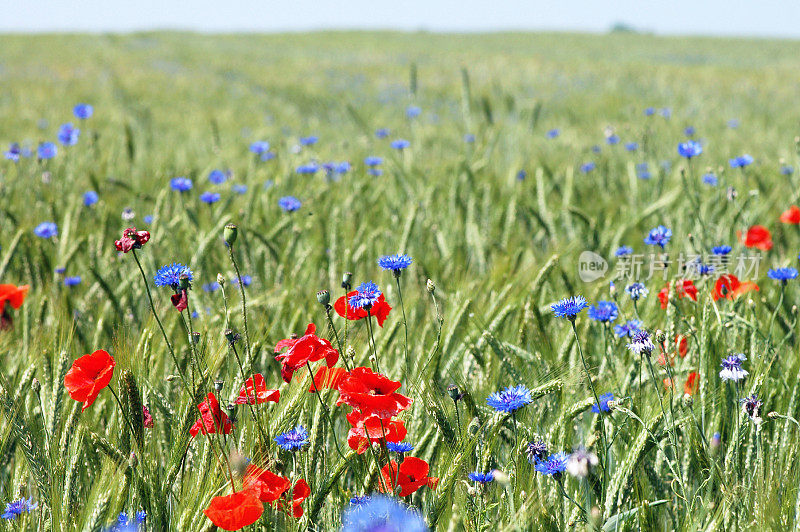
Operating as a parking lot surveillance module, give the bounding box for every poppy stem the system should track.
[324,305,350,371]
[228,245,252,363]
[394,276,411,381]
[131,249,190,396]
[230,342,270,451]
[365,309,380,373]
[305,362,347,461]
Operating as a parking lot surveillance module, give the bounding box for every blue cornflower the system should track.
[55,267,66,274]
[587,301,618,323]
[299,135,318,146]
[135,511,146,524]
[34,222,58,239]
[635,163,650,179]
[677,140,702,159]
[606,134,620,145]
[208,169,228,184]
[684,126,696,136]
[591,392,614,413]
[644,107,655,116]
[143,215,153,224]
[278,196,302,212]
[369,168,383,177]
[232,184,248,194]
[580,162,596,173]
[463,133,475,143]
[4,143,21,162]
[627,330,655,356]
[781,165,794,176]
[37,142,57,160]
[64,276,81,287]
[83,190,99,206]
[720,354,748,382]
[660,108,672,118]
[386,441,414,454]
[486,384,532,413]
[728,119,739,128]
[378,253,413,274]
[199,191,221,204]
[73,103,93,119]
[364,156,383,166]
[625,282,648,301]
[260,151,276,161]
[468,471,494,483]
[275,425,309,451]
[153,263,192,288]
[741,394,763,422]
[350,495,371,506]
[202,282,220,293]
[592,145,601,153]
[768,267,798,283]
[729,154,754,168]
[349,281,382,309]
[535,452,569,478]
[249,141,270,154]
[625,142,638,152]
[551,296,588,319]
[341,494,427,532]
[170,177,192,192]
[712,245,732,256]
[702,173,718,186]
[296,163,319,174]
[1,498,37,520]
[644,225,672,248]
[406,105,421,118]
[57,123,80,146]
[615,246,633,257]
[230,275,252,287]
[694,263,714,276]
[391,139,410,150]
[525,439,549,463]
[546,129,560,139]
[375,128,390,138]
[516,170,527,181]
[614,319,642,338]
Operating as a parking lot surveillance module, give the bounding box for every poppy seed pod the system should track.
[179,274,191,291]
[192,332,201,344]
[214,380,224,392]
[316,290,330,306]
[341,272,353,289]
[224,329,237,343]
[224,223,238,246]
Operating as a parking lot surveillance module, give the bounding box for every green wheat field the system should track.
[2,31,800,531]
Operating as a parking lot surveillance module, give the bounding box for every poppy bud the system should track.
[426,279,435,293]
[317,290,330,306]
[447,384,462,402]
[341,272,353,289]
[214,380,224,392]
[654,330,666,343]
[224,329,237,344]
[226,403,237,424]
[192,332,201,344]
[217,273,225,287]
[179,274,191,291]
[224,223,238,246]
[31,378,41,394]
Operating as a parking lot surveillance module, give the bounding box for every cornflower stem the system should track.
[570,320,607,491]
[227,245,251,361]
[131,249,190,395]
[365,308,381,373]
[510,411,518,494]
[556,478,587,522]
[394,275,411,380]
[306,362,347,461]
[766,283,785,345]
[644,354,687,500]
[733,381,742,474]
[662,360,687,478]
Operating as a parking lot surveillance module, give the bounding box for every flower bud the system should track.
[214,380,224,392]
[682,393,694,408]
[217,273,226,287]
[426,278,435,293]
[317,290,330,306]
[192,332,201,344]
[341,272,353,289]
[224,223,238,246]
[447,384,462,402]
[179,274,191,291]
[346,345,356,361]
[224,329,237,344]
[226,403,237,424]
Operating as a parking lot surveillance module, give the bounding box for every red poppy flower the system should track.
[287,479,310,518]
[235,374,280,405]
[336,367,413,418]
[684,371,699,396]
[190,393,233,437]
[657,284,670,310]
[308,366,346,393]
[204,491,263,531]
[780,205,800,224]
[334,292,392,327]
[657,350,675,367]
[64,349,116,411]
[171,289,188,312]
[740,225,773,251]
[345,411,407,454]
[114,227,150,253]
[663,377,674,391]
[242,465,291,503]
[676,279,697,301]
[675,334,688,358]
[379,457,439,497]
[0,284,29,330]
[712,274,759,301]
[274,324,340,383]
[143,405,154,428]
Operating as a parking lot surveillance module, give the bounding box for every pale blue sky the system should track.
[4,0,800,38]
